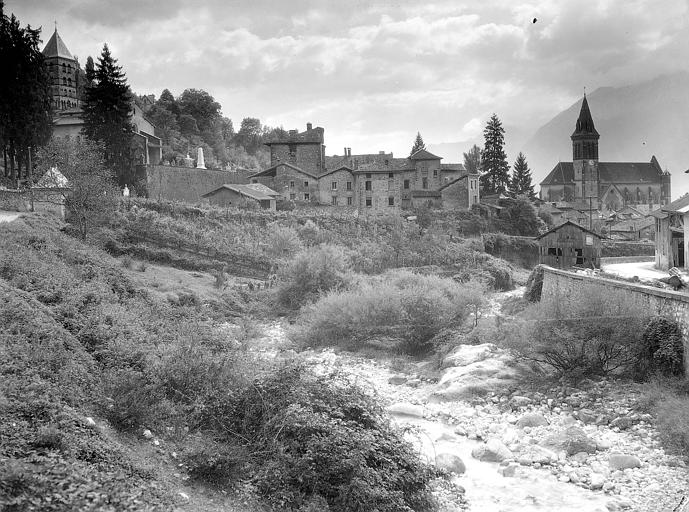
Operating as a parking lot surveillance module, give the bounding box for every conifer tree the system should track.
[0,2,52,184]
[82,43,133,184]
[410,132,426,156]
[509,152,535,197]
[479,114,510,194]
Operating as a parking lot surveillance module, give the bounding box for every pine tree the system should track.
[82,43,133,184]
[509,152,535,197]
[84,56,95,83]
[0,2,52,184]
[479,114,510,194]
[410,132,426,156]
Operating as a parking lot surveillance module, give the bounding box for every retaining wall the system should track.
[541,266,689,373]
[143,165,252,204]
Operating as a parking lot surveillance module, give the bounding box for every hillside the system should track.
[522,72,689,196]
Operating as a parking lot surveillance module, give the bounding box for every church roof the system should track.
[571,95,599,138]
[42,29,75,60]
[540,158,664,186]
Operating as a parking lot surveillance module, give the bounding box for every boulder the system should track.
[435,453,466,474]
[608,453,641,470]
[541,426,597,455]
[142,429,153,439]
[610,417,634,430]
[516,413,548,428]
[575,409,598,424]
[471,438,513,462]
[387,402,424,418]
[510,395,532,408]
[517,445,558,465]
[443,343,497,367]
[498,463,517,477]
[570,451,589,463]
[431,354,519,402]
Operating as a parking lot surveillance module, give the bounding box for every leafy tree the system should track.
[410,132,426,156]
[499,197,540,236]
[0,2,52,185]
[35,137,119,239]
[178,88,221,134]
[82,43,133,185]
[84,55,95,83]
[509,152,535,197]
[480,114,510,194]
[234,117,263,155]
[157,88,179,116]
[463,144,481,174]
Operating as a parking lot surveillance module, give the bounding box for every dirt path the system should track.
[0,211,20,223]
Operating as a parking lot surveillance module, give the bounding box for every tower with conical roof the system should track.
[571,94,600,201]
[42,27,81,112]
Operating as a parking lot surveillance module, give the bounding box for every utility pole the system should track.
[588,195,593,231]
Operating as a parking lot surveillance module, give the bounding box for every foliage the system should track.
[292,270,473,355]
[35,137,119,239]
[482,232,539,269]
[410,131,426,156]
[82,43,134,185]
[509,152,535,197]
[654,394,689,457]
[462,144,481,174]
[636,317,685,379]
[523,265,545,302]
[479,114,510,194]
[504,286,650,379]
[0,4,52,184]
[496,197,541,236]
[277,244,353,308]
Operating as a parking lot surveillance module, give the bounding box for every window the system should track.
[289,181,295,188]
[388,197,395,206]
[385,159,389,165]
[304,181,309,187]
[304,193,310,201]
[346,181,352,191]
[365,173,371,179]
[422,177,428,189]
[470,181,474,190]
[332,181,337,190]
[347,196,353,206]
[366,198,372,207]
[403,179,410,189]
[331,196,338,205]
[289,144,297,158]
[433,170,438,177]
[575,248,584,265]
[388,172,394,178]
[365,181,372,191]
[290,193,296,200]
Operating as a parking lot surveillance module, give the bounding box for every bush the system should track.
[293,270,473,355]
[504,286,650,379]
[655,395,689,456]
[277,244,353,309]
[636,317,685,379]
[121,255,133,269]
[524,265,544,302]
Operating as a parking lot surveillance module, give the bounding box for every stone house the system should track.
[202,183,278,210]
[318,166,356,207]
[249,162,320,203]
[440,174,480,210]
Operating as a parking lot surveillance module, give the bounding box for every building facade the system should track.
[540,95,671,210]
[249,124,479,214]
[42,28,81,112]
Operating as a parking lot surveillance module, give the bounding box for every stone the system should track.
[471,438,514,462]
[602,482,616,492]
[435,453,466,474]
[498,464,517,477]
[589,472,606,489]
[153,439,160,446]
[510,395,532,408]
[196,147,206,169]
[143,429,153,439]
[576,409,598,424]
[541,426,597,455]
[570,451,589,463]
[610,417,634,430]
[85,417,96,427]
[386,402,424,418]
[442,343,497,367]
[178,492,190,500]
[516,413,548,428]
[454,426,467,436]
[387,376,408,385]
[596,439,612,451]
[608,453,641,470]
[517,445,559,465]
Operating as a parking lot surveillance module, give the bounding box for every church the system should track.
[539,95,671,212]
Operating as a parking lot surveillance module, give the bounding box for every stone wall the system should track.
[144,165,251,204]
[541,266,689,373]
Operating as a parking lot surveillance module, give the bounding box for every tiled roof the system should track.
[410,149,441,160]
[249,162,318,179]
[42,29,74,60]
[245,183,280,197]
[535,220,601,241]
[264,126,324,145]
[438,175,468,191]
[662,193,689,213]
[319,166,354,178]
[540,159,664,186]
[440,163,466,172]
[202,184,275,201]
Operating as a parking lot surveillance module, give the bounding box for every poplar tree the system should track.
[82,43,133,184]
[509,152,535,197]
[463,144,481,174]
[410,132,426,156]
[479,114,509,194]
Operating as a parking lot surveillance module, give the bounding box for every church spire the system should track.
[572,94,599,138]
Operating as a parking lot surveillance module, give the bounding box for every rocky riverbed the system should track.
[250,316,689,512]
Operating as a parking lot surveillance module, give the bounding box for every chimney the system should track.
[307,122,312,131]
[379,151,385,154]
[347,148,352,157]
[344,147,347,157]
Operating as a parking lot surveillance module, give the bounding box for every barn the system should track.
[535,221,602,269]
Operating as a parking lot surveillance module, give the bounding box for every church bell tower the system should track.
[571,94,599,202]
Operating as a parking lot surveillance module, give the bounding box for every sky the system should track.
[8,0,689,163]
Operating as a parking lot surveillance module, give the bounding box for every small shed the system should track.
[202,184,277,210]
[535,221,602,269]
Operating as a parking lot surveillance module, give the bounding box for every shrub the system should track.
[636,317,685,379]
[523,265,544,302]
[504,286,650,379]
[655,395,689,456]
[293,270,472,355]
[267,224,303,258]
[121,255,133,269]
[277,244,353,309]
[137,261,148,272]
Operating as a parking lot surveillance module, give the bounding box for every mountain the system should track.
[522,72,689,199]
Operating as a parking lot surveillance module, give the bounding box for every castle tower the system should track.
[42,28,81,112]
[571,94,600,201]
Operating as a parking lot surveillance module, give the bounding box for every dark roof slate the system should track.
[535,220,602,241]
[42,29,74,60]
[410,149,441,160]
[540,158,664,186]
